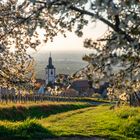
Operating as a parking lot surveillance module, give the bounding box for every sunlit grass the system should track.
[0,101,84,108]
[0,101,90,121]
[0,103,140,139]
[39,105,140,139]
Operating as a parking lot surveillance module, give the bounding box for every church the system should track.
[45,53,56,85]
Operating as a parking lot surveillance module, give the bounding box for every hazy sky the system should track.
[30,20,107,54]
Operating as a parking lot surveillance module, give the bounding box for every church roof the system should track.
[69,80,90,91]
[47,54,55,69]
[47,64,55,69]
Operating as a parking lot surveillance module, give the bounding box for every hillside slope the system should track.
[0,103,140,140]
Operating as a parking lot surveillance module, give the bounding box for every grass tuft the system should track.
[115,106,139,119]
[14,119,54,139]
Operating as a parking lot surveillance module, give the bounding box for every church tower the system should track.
[45,53,56,85]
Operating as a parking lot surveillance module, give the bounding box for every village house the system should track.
[67,79,90,96]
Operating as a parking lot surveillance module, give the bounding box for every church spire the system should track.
[47,52,54,68]
[49,52,52,66]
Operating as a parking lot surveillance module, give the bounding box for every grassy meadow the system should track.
[40,105,140,140]
[0,101,140,140]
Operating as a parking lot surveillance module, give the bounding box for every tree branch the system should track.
[0,5,46,40]
[67,5,135,43]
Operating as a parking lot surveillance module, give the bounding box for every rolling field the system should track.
[0,101,140,140]
[40,105,140,140]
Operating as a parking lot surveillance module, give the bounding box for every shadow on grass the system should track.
[0,119,55,140]
[0,104,90,121]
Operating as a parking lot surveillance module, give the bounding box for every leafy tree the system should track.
[0,0,140,105]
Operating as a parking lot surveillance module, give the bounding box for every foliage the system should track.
[81,1,140,105]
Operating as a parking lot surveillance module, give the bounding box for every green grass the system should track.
[0,101,91,121]
[0,119,54,140]
[39,105,140,140]
[73,97,110,103]
[0,101,91,139]
[0,102,140,139]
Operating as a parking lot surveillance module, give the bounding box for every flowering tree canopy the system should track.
[0,0,140,103]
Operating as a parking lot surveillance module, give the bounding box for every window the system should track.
[51,70,53,75]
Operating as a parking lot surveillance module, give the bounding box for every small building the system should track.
[45,53,56,85]
[93,82,109,95]
[69,79,90,94]
[61,88,79,97]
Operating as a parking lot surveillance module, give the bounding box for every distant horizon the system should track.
[29,49,92,57]
[33,51,88,79]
